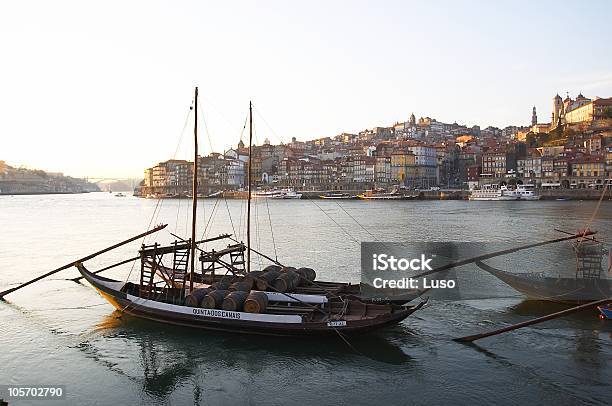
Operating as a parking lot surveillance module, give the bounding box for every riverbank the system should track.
[0,191,92,196]
[137,188,611,201]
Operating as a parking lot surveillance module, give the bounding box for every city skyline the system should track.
[1,0,612,178]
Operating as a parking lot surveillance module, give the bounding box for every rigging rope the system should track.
[174,194,182,235]
[334,201,380,241]
[201,197,221,241]
[306,198,359,243]
[198,100,216,161]
[223,194,237,238]
[252,104,285,146]
[580,179,610,241]
[254,197,263,269]
[126,100,194,283]
[264,196,278,261]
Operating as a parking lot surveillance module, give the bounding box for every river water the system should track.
[0,193,610,405]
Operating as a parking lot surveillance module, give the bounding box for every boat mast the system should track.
[190,87,198,293]
[246,101,253,274]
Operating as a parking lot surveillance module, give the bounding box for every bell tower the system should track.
[552,94,563,128]
[531,106,537,126]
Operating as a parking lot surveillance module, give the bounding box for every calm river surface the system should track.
[0,193,610,405]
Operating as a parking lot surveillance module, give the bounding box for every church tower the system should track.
[409,113,416,127]
[531,106,537,126]
[552,94,563,128]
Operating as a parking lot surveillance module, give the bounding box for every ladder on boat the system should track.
[199,243,247,283]
[139,243,164,299]
[171,240,190,292]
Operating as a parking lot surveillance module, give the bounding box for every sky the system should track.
[1,0,612,178]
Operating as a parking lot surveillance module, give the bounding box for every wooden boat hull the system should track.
[475,260,612,304]
[77,264,425,336]
[183,271,422,306]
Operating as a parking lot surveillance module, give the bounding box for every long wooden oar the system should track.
[0,224,167,301]
[454,297,611,343]
[69,255,141,283]
[70,233,231,283]
[412,231,596,279]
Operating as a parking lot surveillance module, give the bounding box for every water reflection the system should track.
[83,311,418,403]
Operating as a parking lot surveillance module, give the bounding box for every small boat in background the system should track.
[206,191,224,198]
[114,192,126,197]
[253,189,282,198]
[357,188,416,200]
[598,304,611,320]
[271,188,302,199]
[469,184,518,201]
[319,193,355,199]
[469,184,540,201]
[515,184,541,200]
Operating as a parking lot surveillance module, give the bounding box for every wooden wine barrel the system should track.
[296,267,316,283]
[222,291,249,311]
[184,287,213,307]
[244,291,269,313]
[244,270,264,288]
[201,290,228,309]
[263,264,282,273]
[255,270,280,291]
[229,281,252,292]
[211,280,231,291]
[273,271,300,293]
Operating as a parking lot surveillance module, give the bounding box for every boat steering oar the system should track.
[411,230,597,280]
[69,255,141,283]
[454,297,612,343]
[0,224,168,301]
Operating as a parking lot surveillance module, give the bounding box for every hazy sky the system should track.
[1,0,611,178]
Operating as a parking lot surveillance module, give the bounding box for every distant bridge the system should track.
[84,177,138,185]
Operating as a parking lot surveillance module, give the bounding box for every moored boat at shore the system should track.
[271,188,302,199]
[469,184,541,201]
[469,184,518,201]
[357,189,417,200]
[319,193,356,199]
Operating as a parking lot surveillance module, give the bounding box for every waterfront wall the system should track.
[138,188,610,200]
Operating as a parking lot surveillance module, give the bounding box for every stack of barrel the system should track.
[255,264,317,293]
[183,275,270,314]
[183,264,317,314]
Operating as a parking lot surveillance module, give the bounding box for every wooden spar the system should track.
[70,255,141,282]
[454,297,612,343]
[554,228,598,242]
[228,236,284,267]
[0,224,168,300]
[190,86,198,294]
[246,101,252,274]
[412,231,597,279]
[169,233,233,246]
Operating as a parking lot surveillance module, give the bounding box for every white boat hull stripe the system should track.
[126,293,303,323]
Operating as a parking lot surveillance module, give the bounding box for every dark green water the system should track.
[1,193,610,405]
